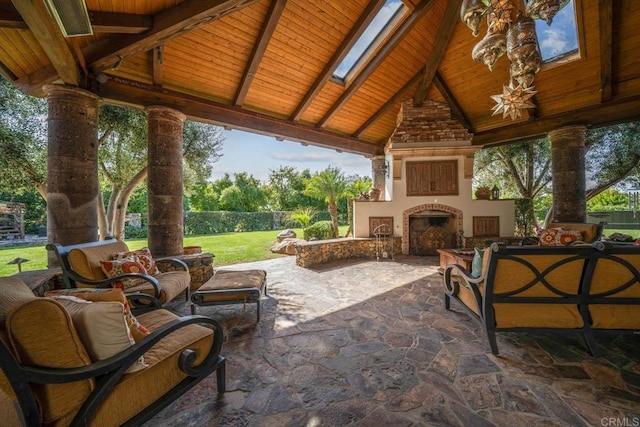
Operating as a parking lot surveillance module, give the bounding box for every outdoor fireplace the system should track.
[402,204,463,255]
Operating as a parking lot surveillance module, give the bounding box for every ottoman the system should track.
[190,269,267,321]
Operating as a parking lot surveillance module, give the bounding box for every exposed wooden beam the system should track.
[318,0,437,128]
[0,60,17,81]
[83,0,260,74]
[152,45,163,87]
[0,0,25,29]
[413,0,462,107]
[11,0,79,86]
[88,11,153,34]
[433,72,472,131]
[235,0,287,107]
[353,71,422,138]
[599,0,612,102]
[471,95,640,146]
[98,76,381,156]
[289,0,387,121]
[13,65,58,96]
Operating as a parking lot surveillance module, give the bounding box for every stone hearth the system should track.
[402,204,463,255]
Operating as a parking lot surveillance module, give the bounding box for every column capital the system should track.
[43,83,101,101]
[145,105,186,122]
[549,125,587,149]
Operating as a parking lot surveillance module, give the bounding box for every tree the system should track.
[0,77,47,199]
[343,176,372,237]
[304,166,347,238]
[475,138,552,230]
[266,166,319,211]
[97,105,224,240]
[217,173,268,212]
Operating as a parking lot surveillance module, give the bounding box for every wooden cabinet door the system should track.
[473,216,500,237]
[369,217,394,237]
[406,160,458,196]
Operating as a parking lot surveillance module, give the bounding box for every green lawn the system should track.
[0,226,348,276]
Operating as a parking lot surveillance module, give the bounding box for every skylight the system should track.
[332,0,407,82]
[535,0,579,63]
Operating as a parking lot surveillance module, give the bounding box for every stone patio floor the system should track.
[150,255,640,426]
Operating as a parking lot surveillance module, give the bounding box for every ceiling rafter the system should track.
[83,0,261,73]
[234,0,287,107]
[413,0,462,107]
[0,4,153,34]
[317,0,437,129]
[88,11,153,34]
[353,71,422,138]
[599,0,612,102]
[152,45,163,87]
[433,72,472,131]
[98,76,381,156]
[471,94,640,146]
[0,0,24,29]
[289,0,387,122]
[0,60,17,81]
[11,0,79,86]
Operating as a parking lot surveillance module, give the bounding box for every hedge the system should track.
[183,211,332,235]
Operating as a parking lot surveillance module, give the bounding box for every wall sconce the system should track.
[381,160,390,178]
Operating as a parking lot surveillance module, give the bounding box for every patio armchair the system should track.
[0,276,225,426]
[47,239,190,306]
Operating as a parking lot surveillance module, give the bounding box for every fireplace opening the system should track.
[409,211,456,255]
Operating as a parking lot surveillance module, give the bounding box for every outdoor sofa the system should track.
[444,241,640,355]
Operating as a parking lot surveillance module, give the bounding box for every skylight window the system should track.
[535,0,579,63]
[332,0,407,83]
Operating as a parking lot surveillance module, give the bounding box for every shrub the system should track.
[303,221,334,240]
[124,225,148,239]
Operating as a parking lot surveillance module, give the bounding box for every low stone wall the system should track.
[296,237,402,268]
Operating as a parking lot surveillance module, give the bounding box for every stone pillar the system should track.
[146,106,186,257]
[371,156,387,200]
[550,125,587,223]
[44,84,100,266]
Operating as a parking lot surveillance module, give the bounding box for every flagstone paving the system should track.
[148,255,640,426]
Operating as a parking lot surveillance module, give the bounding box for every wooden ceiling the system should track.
[1,0,639,156]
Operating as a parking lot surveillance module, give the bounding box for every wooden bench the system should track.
[443,242,640,356]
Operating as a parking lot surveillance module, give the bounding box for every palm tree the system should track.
[304,167,347,238]
[344,177,373,237]
[287,206,316,229]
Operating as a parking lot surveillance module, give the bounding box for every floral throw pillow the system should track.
[112,247,160,276]
[100,256,148,290]
[538,228,584,246]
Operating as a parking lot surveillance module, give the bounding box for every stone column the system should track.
[550,125,587,223]
[44,84,100,266]
[371,156,387,200]
[146,106,186,257]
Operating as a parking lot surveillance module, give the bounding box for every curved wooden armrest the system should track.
[443,264,484,314]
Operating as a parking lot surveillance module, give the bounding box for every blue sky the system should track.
[535,0,578,61]
[211,130,373,182]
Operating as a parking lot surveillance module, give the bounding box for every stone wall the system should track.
[296,237,402,268]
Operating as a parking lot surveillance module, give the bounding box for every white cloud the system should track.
[538,27,568,57]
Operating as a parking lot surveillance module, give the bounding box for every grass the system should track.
[0,226,349,276]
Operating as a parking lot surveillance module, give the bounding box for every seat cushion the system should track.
[89,309,214,426]
[193,269,266,303]
[68,240,129,281]
[126,271,190,304]
[0,277,36,327]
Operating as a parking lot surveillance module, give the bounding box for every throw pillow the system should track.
[100,256,148,290]
[112,247,160,276]
[52,296,147,372]
[45,288,149,342]
[471,247,485,278]
[538,228,584,246]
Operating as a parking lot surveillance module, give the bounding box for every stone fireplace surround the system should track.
[402,204,463,255]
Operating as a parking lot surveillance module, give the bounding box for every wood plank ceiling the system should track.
[2,0,640,156]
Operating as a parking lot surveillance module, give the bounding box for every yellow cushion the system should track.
[0,277,36,326]
[125,271,190,304]
[45,288,150,342]
[493,303,583,328]
[89,309,214,426]
[51,296,147,373]
[6,298,94,424]
[492,255,584,296]
[68,240,129,281]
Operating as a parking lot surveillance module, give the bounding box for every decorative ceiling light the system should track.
[490,82,537,120]
[45,0,93,37]
[525,0,570,25]
[461,0,567,120]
